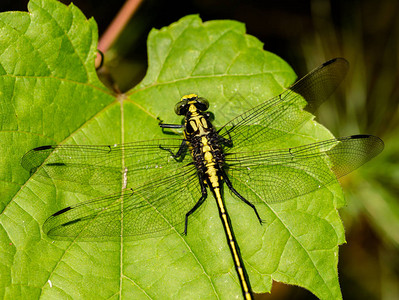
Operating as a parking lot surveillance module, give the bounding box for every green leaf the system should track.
[0,1,345,299]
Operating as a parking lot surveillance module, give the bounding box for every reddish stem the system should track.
[95,0,144,67]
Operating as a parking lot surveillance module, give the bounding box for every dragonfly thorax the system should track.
[177,95,225,179]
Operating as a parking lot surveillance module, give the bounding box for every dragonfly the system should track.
[21,58,384,300]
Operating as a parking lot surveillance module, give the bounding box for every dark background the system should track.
[1,0,398,299]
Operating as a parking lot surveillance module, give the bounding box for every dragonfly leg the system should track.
[158,117,184,135]
[217,127,233,147]
[183,179,208,235]
[159,140,187,161]
[219,136,233,147]
[158,118,184,129]
[222,169,263,225]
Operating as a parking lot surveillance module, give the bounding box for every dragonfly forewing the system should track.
[218,58,349,152]
[21,139,189,196]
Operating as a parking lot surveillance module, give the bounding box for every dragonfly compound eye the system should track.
[195,97,209,111]
[174,100,189,115]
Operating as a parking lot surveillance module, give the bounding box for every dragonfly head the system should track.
[175,94,209,115]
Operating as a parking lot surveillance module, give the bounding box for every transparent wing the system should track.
[225,135,384,204]
[43,163,202,240]
[218,58,349,152]
[21,138,188,196]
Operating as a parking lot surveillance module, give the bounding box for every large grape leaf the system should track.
[0,0,345,299]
